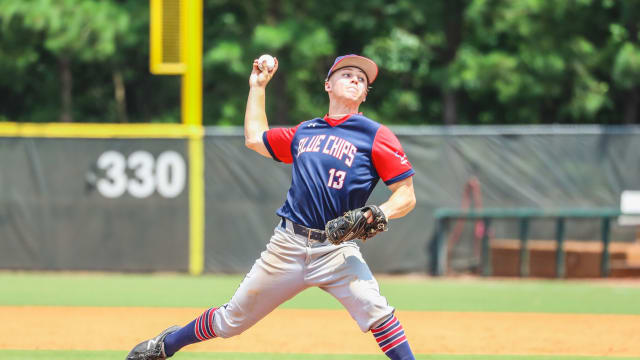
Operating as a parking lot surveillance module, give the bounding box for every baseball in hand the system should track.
[257,54,275,71]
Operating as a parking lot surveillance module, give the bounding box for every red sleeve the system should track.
[372,125,415,184]
[263,124,300,163]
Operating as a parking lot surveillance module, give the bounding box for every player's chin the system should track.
[346,89,363,98]
[340,93,364,104]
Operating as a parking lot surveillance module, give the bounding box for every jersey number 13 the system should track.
[327,168,346,189]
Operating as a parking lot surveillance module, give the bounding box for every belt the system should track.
[281,218,327,242]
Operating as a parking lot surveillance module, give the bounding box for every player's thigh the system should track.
[318,245,394,332]
[231,256,304,313]
[214,231,307,337]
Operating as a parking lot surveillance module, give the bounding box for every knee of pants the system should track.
[213,304,255,338]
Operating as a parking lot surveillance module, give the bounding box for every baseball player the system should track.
[126,54,417,360]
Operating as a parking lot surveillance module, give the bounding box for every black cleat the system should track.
[126,325,181,360]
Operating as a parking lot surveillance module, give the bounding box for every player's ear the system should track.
[324,80,331,92]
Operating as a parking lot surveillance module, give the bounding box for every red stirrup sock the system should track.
[371,315,415,360]
[163,307,218,357]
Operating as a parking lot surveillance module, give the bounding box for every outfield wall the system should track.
[1,124,639,273]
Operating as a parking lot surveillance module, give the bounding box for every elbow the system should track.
[402,185,417,214]
[244,126,266,150]
[245,137,258,150]
[244,134,263,151]
[406,193,417,213]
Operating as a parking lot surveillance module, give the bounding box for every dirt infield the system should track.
[2,306,639,356]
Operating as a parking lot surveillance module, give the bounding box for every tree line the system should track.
[0,0,638,125]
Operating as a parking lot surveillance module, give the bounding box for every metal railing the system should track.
[432,207,632,278]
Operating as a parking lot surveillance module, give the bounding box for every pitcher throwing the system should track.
[126,54,417,360]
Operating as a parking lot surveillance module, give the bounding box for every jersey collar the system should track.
[323,112,362,127]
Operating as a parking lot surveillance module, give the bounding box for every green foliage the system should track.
[366,29,427,74]
[204,41,245,74]
[0,0,144,122]
[613,42,640,89]
[0,0,639,124]
[0,0,128,61]
[253,22,295,50]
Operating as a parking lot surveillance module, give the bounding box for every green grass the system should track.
[1,273,639,359]
[378,277,640,314]
[0,272,639,314]
[0,351,637,360]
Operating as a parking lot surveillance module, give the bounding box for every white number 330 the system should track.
[327,168,346,189]
[96,150,186,199]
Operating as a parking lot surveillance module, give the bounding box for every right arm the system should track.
[244,57,279,157]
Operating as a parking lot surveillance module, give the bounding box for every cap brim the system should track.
[328,55,379,84]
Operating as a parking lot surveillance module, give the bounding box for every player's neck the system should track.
[327,102,360,119]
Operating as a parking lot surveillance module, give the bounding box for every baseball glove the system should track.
[325,205,388,245]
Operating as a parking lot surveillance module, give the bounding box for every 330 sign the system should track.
[96,150,186,199]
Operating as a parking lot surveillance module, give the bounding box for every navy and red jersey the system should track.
[262,113,414,230]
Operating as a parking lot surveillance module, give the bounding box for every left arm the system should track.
[378,176,416,220]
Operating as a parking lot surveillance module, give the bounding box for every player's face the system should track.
[326,67,368,104]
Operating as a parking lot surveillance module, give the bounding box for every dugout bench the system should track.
[431,208,638,278]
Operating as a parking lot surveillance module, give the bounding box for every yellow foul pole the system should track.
[182,0,205,275]
[150,0,204,275]
[181,0,202,126]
